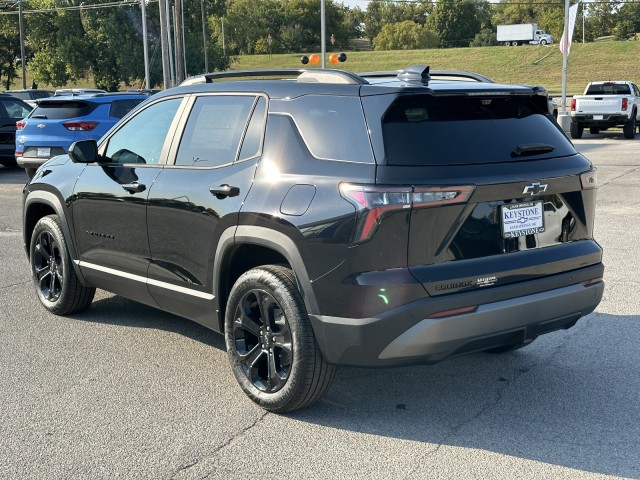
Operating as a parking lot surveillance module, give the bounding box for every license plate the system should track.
[593,115,604,120]
[36,147,51,158]
[501,201,545,238]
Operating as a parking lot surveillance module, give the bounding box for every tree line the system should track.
[0,0,638,90]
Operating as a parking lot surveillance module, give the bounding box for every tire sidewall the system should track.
[224,267,310,411]
[30,215,74,314]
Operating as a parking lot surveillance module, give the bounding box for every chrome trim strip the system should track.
[76,260,215,300]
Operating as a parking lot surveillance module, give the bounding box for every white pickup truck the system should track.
[570,81,640,139]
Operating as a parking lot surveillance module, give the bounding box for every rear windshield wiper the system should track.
[512,143,555,157]
[32,114,48,119]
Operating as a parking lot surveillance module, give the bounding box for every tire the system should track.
[589,127,600,135]
[30,215,96,315]
[623,114,636,139]
[225,265,336,413]
[511,41,519,46]
[503,42,511,47]
[570,122,584,139]
[25,167,37,179]
[540,39,548,46]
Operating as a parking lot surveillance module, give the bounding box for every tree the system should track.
[470,28,499,47]
[364,0,433,43]
[373,20,439,50]
[0,14,22,89]
[427,0,485,48]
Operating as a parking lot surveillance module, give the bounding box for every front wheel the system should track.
[570,122,584,139]
[623,114,636,139]
[540,39,548,46]
[30,215,96,315]
[225,265,335,413]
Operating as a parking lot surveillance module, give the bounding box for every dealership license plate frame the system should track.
[501,201,545,238]
[36,147,51,158]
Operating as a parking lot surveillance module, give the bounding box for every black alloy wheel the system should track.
[33,228,63,303]
[30,215,95,315]
[231,288,293,393]
[225,265,335,413]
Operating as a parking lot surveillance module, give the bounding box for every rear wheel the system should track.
[225,265,336,413]
[511,41,519,46]
[570,122,584,139]
[623,114,636,139]
[30,215,95,315]
[589,127,600,135]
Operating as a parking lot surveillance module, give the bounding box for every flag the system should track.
[560,2,580,55]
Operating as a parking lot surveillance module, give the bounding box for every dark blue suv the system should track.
[16,92,148,177]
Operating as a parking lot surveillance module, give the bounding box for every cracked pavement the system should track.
[1,132,638,480]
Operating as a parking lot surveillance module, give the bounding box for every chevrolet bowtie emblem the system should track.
[37,124,46,129]
[523,182,548,196]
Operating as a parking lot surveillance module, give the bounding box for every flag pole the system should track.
[561,0,571,115]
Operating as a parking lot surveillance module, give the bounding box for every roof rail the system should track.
[181,69,369,86]
[359,68,495,84]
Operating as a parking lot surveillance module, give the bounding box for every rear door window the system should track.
[2,99,32,119]
[31,100,96,119]
[381,94,575,166]
[109,99,144,119]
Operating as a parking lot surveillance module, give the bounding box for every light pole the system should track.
[320,0,326,68]
[141,0,150,89]
[18,0,26,88]
[200,0,208,73]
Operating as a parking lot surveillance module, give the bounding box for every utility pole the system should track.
[174,0,184,84]
[158,0,171,88]
[141,0,150,89]
[200,0,208,72]
[320,0,326,68]
[18,0,26,88]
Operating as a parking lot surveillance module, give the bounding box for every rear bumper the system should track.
[16,155,47,170]
[571,114,630,127]
[309,264,604,367]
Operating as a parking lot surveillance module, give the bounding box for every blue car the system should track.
[16,92,149,177]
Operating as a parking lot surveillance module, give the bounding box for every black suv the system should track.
[22,66,604,412]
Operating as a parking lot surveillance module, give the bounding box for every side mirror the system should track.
[68,140,98,164]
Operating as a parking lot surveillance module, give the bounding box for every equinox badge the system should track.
[522,181,548,196]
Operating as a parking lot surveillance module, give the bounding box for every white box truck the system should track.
[497,24,553,46]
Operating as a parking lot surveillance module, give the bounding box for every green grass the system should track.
[232,42,640,97]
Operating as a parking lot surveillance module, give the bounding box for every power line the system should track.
[0,0,158,16]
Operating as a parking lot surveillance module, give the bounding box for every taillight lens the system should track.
[570,99,576,111]
[63,121,98,131]
[16,121,26,130]
[340,184,474,242]
[621,98,628,111]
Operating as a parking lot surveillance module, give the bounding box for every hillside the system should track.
[232,41,640,97]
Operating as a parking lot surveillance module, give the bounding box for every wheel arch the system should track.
[23,190,88,285]
[214,225,318,332]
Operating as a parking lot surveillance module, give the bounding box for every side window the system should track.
[238,97,266,161]
[104,98,181,165]
[175,95,255,168]
[4,99,31,119]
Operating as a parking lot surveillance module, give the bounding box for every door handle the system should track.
[121,182,146,194]
[210,184,240,199]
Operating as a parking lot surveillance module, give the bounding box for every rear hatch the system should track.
[16,99,102,159]
[359,90,601,296]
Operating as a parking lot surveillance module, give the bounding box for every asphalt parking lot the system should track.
[1,131,638,479]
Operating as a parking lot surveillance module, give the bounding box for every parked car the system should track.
[0,94,32,167]
[16,92,148,177]
[5,89,53,108]
[22,66,604,413]
[54,88,107,96]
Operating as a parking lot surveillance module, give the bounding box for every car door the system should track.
[70,96,186,305]
[145,94,267,329]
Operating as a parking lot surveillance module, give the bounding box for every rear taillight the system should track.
[16,121,26,130]
[63,121,98,131]
[340,184,474,242]
[621,98,628,111]
[570,99,576,111]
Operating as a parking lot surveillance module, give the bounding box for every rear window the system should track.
[585,83,631,95]
[109,99,144,118]
[31,100,97,120]
[382,94,575,166]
